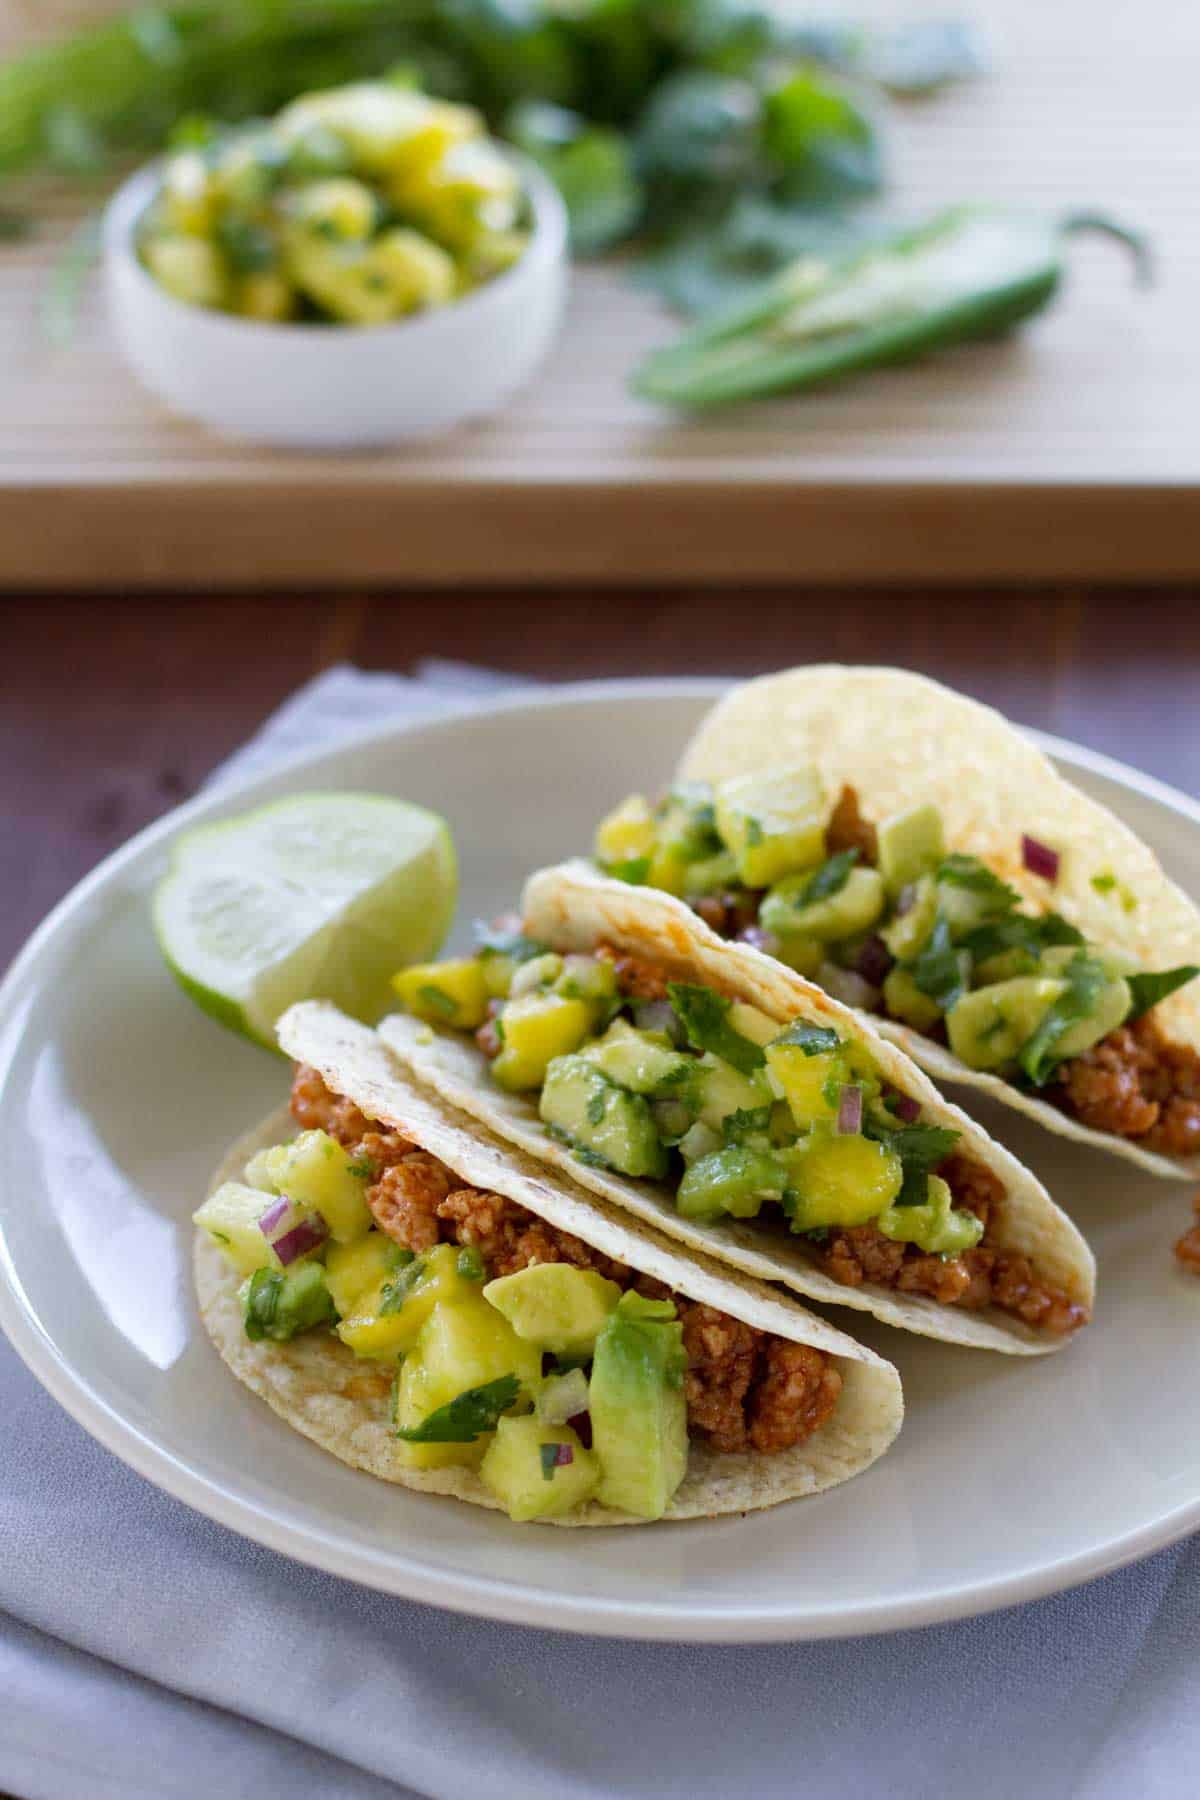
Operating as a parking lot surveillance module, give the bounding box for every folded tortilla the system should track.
[677,664,1200,1179]
[379,860,1095,1355]
[196,1006,903,1525]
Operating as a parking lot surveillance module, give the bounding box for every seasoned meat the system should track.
[288,1067,842,1455]
[826,784,879,865]
[815,1153,1087,1336]
[691,891,764,937]
[1175,1194,1200,1274]
[595,941,671,1002]
[747,1339,842,1454]
[677,1302,758,1454]
[367,1153,456,1252]
[1056,1016,1200,1155]
[290,1063,372,1148]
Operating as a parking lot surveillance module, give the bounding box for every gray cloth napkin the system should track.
[3,663,1198,1800]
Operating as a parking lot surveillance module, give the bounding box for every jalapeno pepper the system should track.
[631,205,1150,410]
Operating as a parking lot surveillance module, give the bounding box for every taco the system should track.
[380,861,1095,1354]
[194,1004,903,1527]
[628,667,1199,1188]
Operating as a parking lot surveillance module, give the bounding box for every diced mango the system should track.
[765,1042,846,1126]
[484,1264,621,1360]
[394,1294,540,1470]
[714,766,826,889]
[193,1181,281,1277]
[337,1241,481,1359]
[784,1129,903,1232]
[325,1231,408,1319]
[392,957,490,1030]
[491,992,593,1091]
[263,1129,372,1242]
[480,1416,599,1520]
[594,795,657,870]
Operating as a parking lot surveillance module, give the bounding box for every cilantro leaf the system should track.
[959,911,1084,965]
[668,984,765,1075]
[936,855,1019,911]
[909,916,970,1014]
[395,1375,521,1444]
[417,983,458,1019]
[1017,953,1110,1086]
[865,1119,961,1206]
[773,1020,841,1057]
[722,1105,773,1144]
[377,1253,422,1316]
[798,849,859,907]
[602,855,652,885]
[1125,966,1200,1022]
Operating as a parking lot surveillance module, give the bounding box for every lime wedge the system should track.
[153,792,456,1048]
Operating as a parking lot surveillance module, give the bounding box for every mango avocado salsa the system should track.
[589,773,1199,1120]
[392,930,983,1260]
[139,81,529,326]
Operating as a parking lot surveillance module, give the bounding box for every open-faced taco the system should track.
[194,1005,903,1527]
[380,861,1095,1355]
[587,667,1200,1189]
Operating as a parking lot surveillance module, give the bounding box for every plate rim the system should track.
[3,675,1199,1643]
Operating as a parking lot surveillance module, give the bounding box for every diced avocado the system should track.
[771,934,824,977]
[325,1230,407,1319]
[694,1052,772,1132]
[877,1174,983,1256]
[783,1127,903,1231]
[880,874,938,962]
[1056,975,1132,1059]
[727,1002,779,1047]
[484,1264,622,1360]
[1041,943,1140,982]
[393,1294,540,1471]
[877,803,945,897]
[761,865,886,944]
[677,1145,788,1220]
[578,1019,695,1096]
[479,1416,600,1521]
[682,849,739,896]
[765,1041,848,1127]
[539,1056,668,1179]
[975,946,1040,985]
[714,766,827,889]
[935,880,1005,939]
[594,794,657,873]
[241,1262,335,1342]
[553,952,619,1020]
[263,1129,373,1243]
[645,843,691,897]
[492,992,594,1091]
[337,1241,479,1359]
[945,976,1068,1071]
[391,957,490,1030]
[678,1120,721,1165]
[590,1293,688,1521]
[194,1181,283,1277]
[656,782,721,863]
[882,966,944,1034]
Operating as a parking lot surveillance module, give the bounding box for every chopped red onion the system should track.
[893,1093,921,1123]
[1021,834,1060,882]
[476,1019,501,1058]
[633,998,685,1045]
[737,925,780,957]
[836,1084,863,1135]
[259,1196,329,1266]
[568,1412,593,1449]
[553,1443,574,1467]
[855,933,894,986]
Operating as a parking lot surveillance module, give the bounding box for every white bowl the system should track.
[103,155,568,449]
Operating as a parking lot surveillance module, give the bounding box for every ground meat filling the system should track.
[1054,1014,1200,1157]
[825,784,879,864]
[290,1067,842,1455]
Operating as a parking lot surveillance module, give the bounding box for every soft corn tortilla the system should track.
[197,1012,903,1527]
[379,861,1095,1356]
[678,664,1200,1179]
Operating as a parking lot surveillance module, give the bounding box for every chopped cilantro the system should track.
[417,984,457,1018]
[1125,966,1200,1022]
[1017,952,1109,1086]
[865,1118,960,1206]
[1091,872,1117,896]
[936,855,1019,911]
[395,1375,521,1443]
[722,1105,773,1144]
[586,1084,608,1126]
[744,816,765,847]
[603,855,651,885]
[378,1252,422,1315]
[456,1246,485,1281]
[347,1157,375,1180]
[797,849,859,907]
[909,916,970,1013]
[772,1020,841,1056]
[959,911,1084,964]
[668,983,766,1075]
[545,1125,613,1170]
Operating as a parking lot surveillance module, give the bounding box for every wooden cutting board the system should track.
[1,0,1197,589]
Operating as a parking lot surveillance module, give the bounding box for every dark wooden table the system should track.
[4,587,1198,973]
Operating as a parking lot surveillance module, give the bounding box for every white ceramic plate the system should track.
[2,680,1198,1643]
